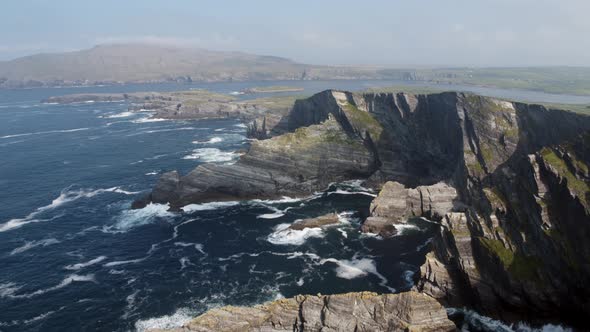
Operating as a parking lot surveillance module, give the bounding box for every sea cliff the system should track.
[141,90,590,329]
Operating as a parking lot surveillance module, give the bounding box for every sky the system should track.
[1,0,589,67]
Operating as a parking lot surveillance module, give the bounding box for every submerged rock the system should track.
[289,213,339,230]
[150,291,456,332]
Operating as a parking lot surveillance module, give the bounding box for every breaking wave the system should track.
[192,137,223,144]
[182,201,240,213]
[267,223,324,246]
[103,203,174,233]
[0,186,138,232]
[101,111,135,119]
[134,307,196,332]
[182,148,239,163]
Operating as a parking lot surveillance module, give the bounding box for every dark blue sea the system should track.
[0,81,585,331]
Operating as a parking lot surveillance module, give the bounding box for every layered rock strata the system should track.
[149,291,456,332]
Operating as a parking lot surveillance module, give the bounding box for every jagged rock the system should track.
[289,213,339,230]
[416,132,590,326]
[360,181,459,236]
[139,110,377,209]
[149,291,456,332]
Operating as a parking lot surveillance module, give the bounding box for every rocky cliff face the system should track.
[149,291,456,332]
[139,89,590,327]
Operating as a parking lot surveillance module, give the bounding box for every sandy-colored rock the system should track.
[149,291,456,332]
[289,213,339,230]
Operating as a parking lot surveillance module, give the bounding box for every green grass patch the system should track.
[341,102,383,140]
[478,237,542,283]
[541,148,589,205]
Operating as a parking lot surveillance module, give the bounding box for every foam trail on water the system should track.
[0,127,90,139]
[10,238,60,255]
[65,256,107,270]
[174,242,205,254]
[103,257,148,267]
[0,274,95,299]
[0,186,137,232]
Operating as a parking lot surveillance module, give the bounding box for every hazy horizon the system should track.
[2,0,589,67]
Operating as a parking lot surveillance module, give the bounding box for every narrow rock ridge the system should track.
[149,291,456,332]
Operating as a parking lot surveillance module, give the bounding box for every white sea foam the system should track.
[0,127,90,139]
[131,117,168,124]
[229,91,245,96]
[0,186,137,232]
[174,242,205,254]
[394,224,421,235]
[337,229,348,238]
[327,189,377,197]
[267,223,324,246]
[182,201,240,213]
[447,308,573,332]
[234,123,247,128]
[192,137,224,144]
[402,270,415,288]
[179,257,193,270]
[250,196,306,204]
[134,307,196,332]
[104,203,174,233]
[0,274,95,299]
[64,256,107,270]
[129,127,197,136]
[320,257,395,292]
[10,238,60,255]
[101,111,135,119]
[103,257,148,267]
[0,307,66,327]
[182,148,239,163]
[145,171,159,175]
[257,210,285,219]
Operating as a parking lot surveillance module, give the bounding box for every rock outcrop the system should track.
[289,213,339,230]
[149,291,456,332]
[42,90,295,124]
[140,89,590,327]
[361,181,459,236]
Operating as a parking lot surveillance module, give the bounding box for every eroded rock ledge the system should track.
[149,291,456,332]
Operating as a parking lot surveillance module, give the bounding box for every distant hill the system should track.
[0,44,389,88]
[2,44,590,96]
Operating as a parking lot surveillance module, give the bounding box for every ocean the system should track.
[0,80,585,331]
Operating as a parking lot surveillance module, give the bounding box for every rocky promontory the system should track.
[150,291,455,332]
[140,89,590,328]
[42,90,297,125]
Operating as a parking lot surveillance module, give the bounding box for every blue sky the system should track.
[1,0,589,66]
